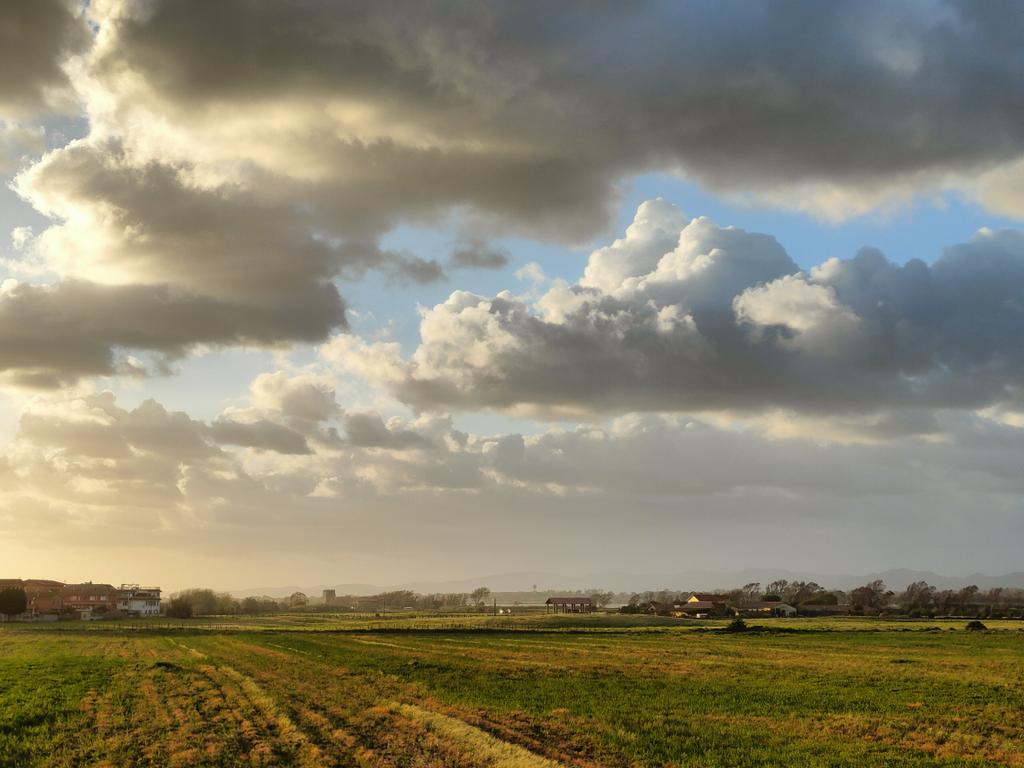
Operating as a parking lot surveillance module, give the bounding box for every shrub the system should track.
[965,620,987,632]
[724,617,748,633]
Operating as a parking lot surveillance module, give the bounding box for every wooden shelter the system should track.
[545,596,595,614]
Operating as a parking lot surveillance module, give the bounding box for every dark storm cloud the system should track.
[88,0,1024,226]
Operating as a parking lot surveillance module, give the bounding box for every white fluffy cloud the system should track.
[334,201,1024,419]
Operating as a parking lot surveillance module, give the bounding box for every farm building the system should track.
[675,600,727,617]
[674,593,731,617]
[545,596,594,613]
[736,600,788,617]
[685,593,726,604]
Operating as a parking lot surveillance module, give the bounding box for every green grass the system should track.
[2,615,1023,766]
[8,611,1024,634]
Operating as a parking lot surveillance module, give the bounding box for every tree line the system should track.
[619,579,1024,618]
[165,586,503,617]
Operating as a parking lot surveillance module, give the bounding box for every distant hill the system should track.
[227,568,1024,598]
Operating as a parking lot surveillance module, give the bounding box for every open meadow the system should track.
[2,614,1023,767]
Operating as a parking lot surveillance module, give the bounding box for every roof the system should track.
[1,579,69,596]
[687,593,725,602]
[679,600,718,611]
[545,596,594,605]
[62,583,117,596]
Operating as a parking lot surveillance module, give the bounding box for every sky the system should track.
[1,0,1024,592]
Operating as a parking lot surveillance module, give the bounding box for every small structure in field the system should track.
[545,596,594,614]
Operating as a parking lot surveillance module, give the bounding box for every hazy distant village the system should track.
[3,577,1024,622]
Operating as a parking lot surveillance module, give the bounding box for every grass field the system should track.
[2,614,1023,767]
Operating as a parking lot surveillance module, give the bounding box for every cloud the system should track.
[208,419,311,455]
[6,1,1024,390]
[5,361,1024,582]
[334,200,1024,419]
[0,123,46,174]
[5,388,1024,562]
[0,279,344,389]
[0,142,351,387]
[248,371,339,424]
[450,239,510,271]
[74,0,1024,229]
[389,253,445,285]
[0,0,89,117]
[343,412,435,450]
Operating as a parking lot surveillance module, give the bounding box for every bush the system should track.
[724,617,749,633]
[965,620,987,631]
[0,588,28,618]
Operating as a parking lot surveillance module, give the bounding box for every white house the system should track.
[117,584,162,617]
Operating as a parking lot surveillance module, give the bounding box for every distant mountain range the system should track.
[228,568,1024,598]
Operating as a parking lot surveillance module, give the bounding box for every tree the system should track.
[898,581,936,614]
[956,585,979,612]
[850,580,890,610]
[789,581,825,604]
[166,596,193,618]
[0,588,27,619]
[591,590,614,608]
[173,588,239,616]
[378,590,416,610]
[802,591,838,605]
[439,592,468,608]
[470,587,491,607]
[240,596,280,615]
